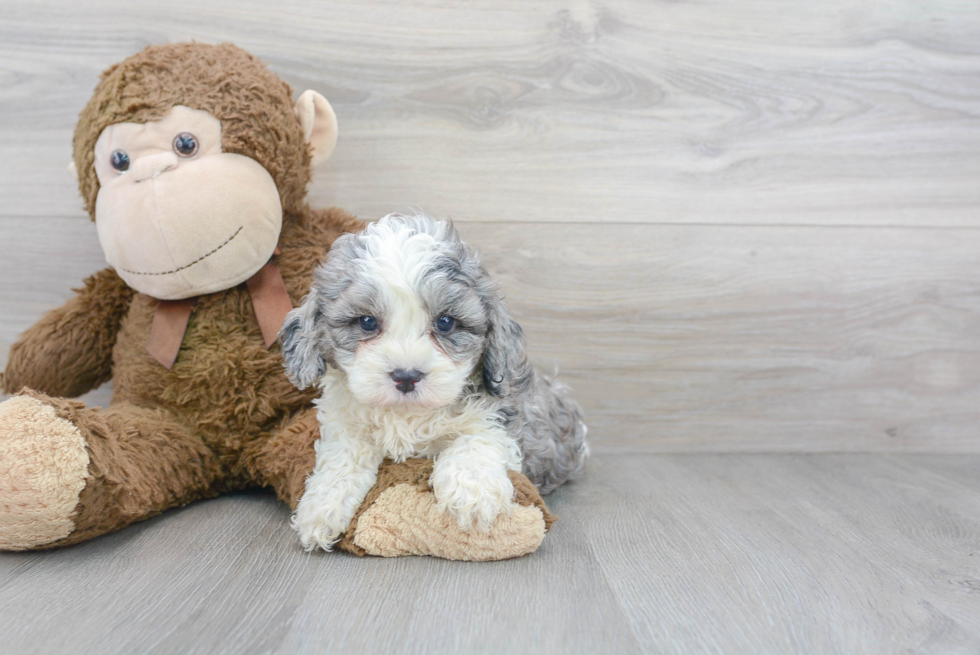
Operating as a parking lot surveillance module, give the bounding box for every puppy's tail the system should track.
[521,372,590,496]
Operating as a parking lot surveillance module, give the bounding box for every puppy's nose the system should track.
[390,369,423,394]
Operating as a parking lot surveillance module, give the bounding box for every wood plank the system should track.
[0,488,644,655]
[0,493,311,655]
[274,497,643,655]
[568,454,980,654]
[465,221,980,452]
[1,0,979,226]
[770,455,980,641]
[3,218,979,452]
[1,454,978,654]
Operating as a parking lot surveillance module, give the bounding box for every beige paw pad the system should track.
[0,396,90,550]
[352,483,546,561]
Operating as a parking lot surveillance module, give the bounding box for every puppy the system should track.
[279,212,589,551]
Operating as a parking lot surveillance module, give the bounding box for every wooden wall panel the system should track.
[458,222,980,451]
[1,0,978,226]
[1,0,978,451]
[2,218,977,452]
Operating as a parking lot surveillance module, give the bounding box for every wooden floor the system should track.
[0,454,977,655]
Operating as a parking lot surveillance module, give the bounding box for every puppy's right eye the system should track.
[358,316,378,332]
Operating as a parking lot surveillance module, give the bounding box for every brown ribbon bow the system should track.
[145,250,294,369]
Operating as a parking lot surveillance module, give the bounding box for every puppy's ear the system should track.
[279,289,331,389]
[481,296,533,398]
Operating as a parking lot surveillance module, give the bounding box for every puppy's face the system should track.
[284,215,498,409]
[330,229,489,409]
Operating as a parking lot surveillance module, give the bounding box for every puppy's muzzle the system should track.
[390,369,423,394]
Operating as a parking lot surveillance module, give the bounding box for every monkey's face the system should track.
[92,106,283,300]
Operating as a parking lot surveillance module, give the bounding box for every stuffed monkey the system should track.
[0,43,553,560]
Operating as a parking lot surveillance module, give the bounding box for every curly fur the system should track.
[280,212,589,550]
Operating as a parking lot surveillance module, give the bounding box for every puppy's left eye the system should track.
[434,316,456,333]
[358,316,379,332]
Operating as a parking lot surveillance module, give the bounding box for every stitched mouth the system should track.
[120,226,243,276]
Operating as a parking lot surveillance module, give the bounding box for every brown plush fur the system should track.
[2,270,133,398]
[73,43,312,219]
[1,43,555,556]
[1,43,362,547]
[3,206,360,548]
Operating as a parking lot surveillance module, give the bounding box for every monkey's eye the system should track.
[435,316,456,333]
[110,150,130,172]
[172,133,199,157]
[358,316,379,332]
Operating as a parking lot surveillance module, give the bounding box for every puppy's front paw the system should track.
[292,479,369,551]
[291,496,350,552]
[431,462,517,533]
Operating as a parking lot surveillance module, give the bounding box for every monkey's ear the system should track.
[68,161,78,180]
[295,90,338,168]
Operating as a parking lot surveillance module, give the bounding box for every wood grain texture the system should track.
[570,453,980,654]
[3,218,977,452]
[0,454,978,654]
[456,222,980,452]
[2,0,979,452]
[0,0,979,226]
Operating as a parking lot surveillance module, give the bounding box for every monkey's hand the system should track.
[2,268,133,398]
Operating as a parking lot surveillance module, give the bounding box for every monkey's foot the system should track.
[336,459,557,562]
[0,394,90,550]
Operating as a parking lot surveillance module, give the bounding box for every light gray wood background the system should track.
[1,1,979,654]
[1,0,978,452]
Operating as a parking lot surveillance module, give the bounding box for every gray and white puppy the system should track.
[280,212,588,551]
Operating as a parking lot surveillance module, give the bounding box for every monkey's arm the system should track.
[2,268,134,397]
